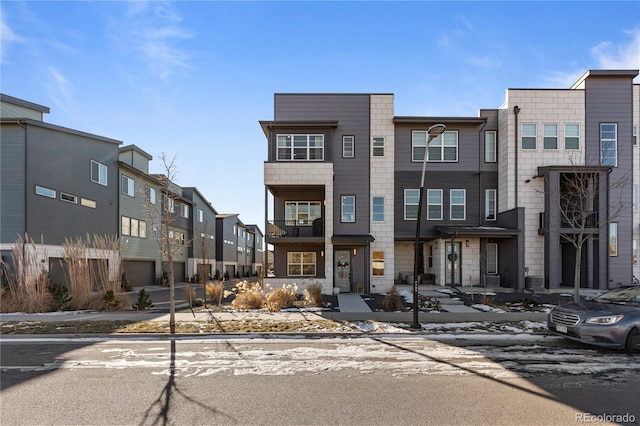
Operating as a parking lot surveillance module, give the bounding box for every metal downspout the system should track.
[513,106,521,208]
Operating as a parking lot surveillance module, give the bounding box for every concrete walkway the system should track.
[336,294,372,312]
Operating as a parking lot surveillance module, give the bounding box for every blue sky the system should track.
[2,1,639,230]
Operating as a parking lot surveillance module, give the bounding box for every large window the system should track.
[413,131,459,162]
[543,124,557,149]
[343,136,354,158]
[427,189,443,220]
[146,186,156,204]
[486,243,498,274]
[121,175,135,197]
[485,131,496,162]
[277,134,324,161]
[341,196,355,222]
[372,197,384,222]
[372,137,385,157]
[485,189,496,220]
[522,124,536,149]
[450,189,466,220]
[372,251,384,276]
[404,189,419,220]
[121,216,147,238]
[565,124,580,149]
[600,123,617,166]
[91,160,107,186]
[609,223,618,256]
[285,201,321,225]
[287,252,316,276]
[180,204,189,218]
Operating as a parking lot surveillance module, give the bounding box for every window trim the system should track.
[609,222,618,256]
[485,131,496,162]
[485,189,497,221]
[486,243,498,274]
[427,189,443,220]
[276,134,325,161]
[426,131,459,162]
[521,123,537,150]
[287,251,316,276]
[121,174,135,197]
[91,160,108,186]
[372,137,385,157]
[285,201,322,225]
[60,192,78,204]
[198,208,204,223]
[543,124,558,150]
[146,186,156,204]
[180,203,189,219]
[404,189,419,220]
[564,124,580,150]
[341,195,355,223]
[600,123,617,166]
[372,251,384,276]
[35,185,56,199]
[372,196,384,222]
[342,135,355,158]
[450,189,466,220]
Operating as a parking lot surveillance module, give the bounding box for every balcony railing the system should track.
[560,211,599,229]
[267,219,324,238]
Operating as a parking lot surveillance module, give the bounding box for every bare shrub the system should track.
[0,234,54,313]
[91,234,121,294]
[381,287,404,312]
[183,285,196,306]
[232,291,264,310]
[205,282,224,305]
[303,282,323,306]
[264,285,297,312]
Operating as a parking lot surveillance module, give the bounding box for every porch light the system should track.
[353,248,357,256]
[411,123,447,330]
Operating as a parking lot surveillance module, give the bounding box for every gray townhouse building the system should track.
[261,69,639,295]
[183,187,218,282]
[246,224,265,277]
[215,214,264,279]
[1,93,122,285]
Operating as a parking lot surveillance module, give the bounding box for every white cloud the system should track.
[1,14,22,64]
[591,27,640,70]
[108,1,193,80]
[47,66,74,111]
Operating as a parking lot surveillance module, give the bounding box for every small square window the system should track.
[35,185,56,198]
[60,192,78,204]
[372,137,384,157]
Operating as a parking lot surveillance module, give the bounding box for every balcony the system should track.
[267,219,324,241]
[560,211,599,229]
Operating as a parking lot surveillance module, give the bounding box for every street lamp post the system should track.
[411,123,446,330]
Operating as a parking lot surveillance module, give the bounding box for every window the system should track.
[343,136,354,158]
[81,198,96,208]
[428,132,458,162]
[146,186,156,204]
[287,252,316,276]
[198,209,204,223]
[522,124,536,149]
[285,201,321,225]
[60,192,77,204]
[122,216,130,236]
[131,218,139,237]
[450,189,466,220]
[543,124,557,149]
[121,175,135,197]
[486,243,498,274]
[634,185,638,211]
[372,251,384,276]
[372,197,384,222]
[35,185,56,198]
[404,189,419,220]
[277,134,324,161]
[91,160,107,186]
[181,204,189,218]
[600,123,617,166]
[427,189,443,220]
[609,223,618,256]
[412,131,427,161]
[485,189,497,220]
[633,240,638,266]
[485,131,496,162]
[167,198,175,213]
[341,196,355,222]
[565,124,580,149]
[139,221,147,238]
[633,125,637,145]
[372,137,384,157]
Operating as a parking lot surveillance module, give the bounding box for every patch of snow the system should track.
[472,304,507,313]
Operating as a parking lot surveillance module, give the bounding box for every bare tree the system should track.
[552,166,629,301]
[195,218,214,308]
[145,153,191,333]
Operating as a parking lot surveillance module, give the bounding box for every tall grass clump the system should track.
[302,282,324,306]
[0,234,53,313]
[231,280,264,310]
[205,281,224,306]
[381,287,404,312]
[264,283,298,312]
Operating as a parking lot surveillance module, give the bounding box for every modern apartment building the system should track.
[183,187,218,281]
[261,70,639,294]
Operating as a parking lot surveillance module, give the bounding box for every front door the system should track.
[445,242,462,285]
[335,250,351,292]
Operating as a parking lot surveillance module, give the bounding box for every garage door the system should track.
[162,262,186,284]
[123,261,155,288]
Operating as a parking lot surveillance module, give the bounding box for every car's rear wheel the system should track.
[626,327,639,355]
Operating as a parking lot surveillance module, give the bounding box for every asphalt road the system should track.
[1,334,639,425]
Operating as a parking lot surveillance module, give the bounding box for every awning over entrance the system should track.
[434,225,519,238]
[331,234,375,245]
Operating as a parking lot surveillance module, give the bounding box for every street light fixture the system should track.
[411,123,446,330]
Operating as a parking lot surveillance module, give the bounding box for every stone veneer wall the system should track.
[500,89,585,278]
[370,94,395,293]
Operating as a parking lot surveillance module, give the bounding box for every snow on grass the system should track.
[472,304,508,313]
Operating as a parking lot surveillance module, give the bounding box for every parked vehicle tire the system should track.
[626,327,639,355]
